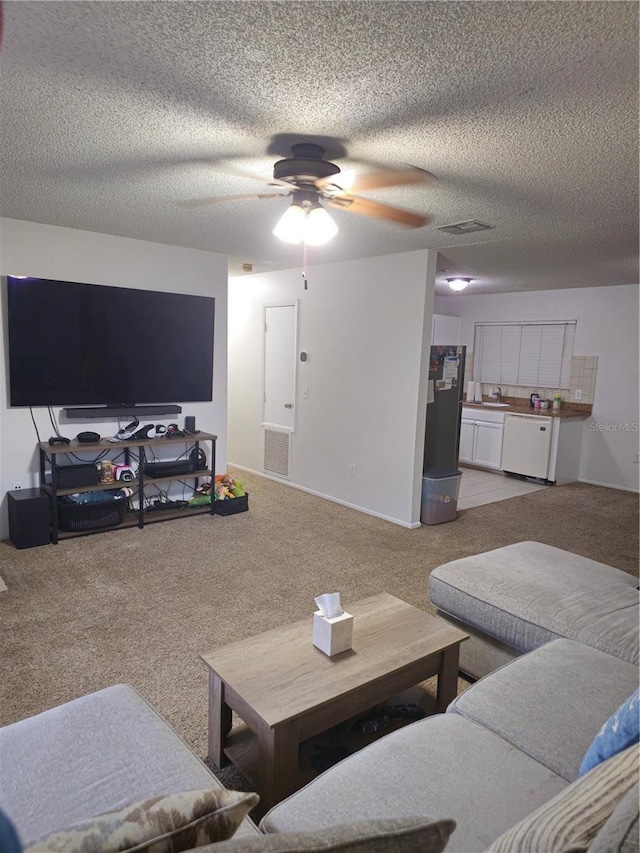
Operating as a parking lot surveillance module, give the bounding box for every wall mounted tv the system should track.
[6,276,215,409]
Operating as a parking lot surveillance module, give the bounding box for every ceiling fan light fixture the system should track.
[304,203,338,245]
[273,195,338,246]
[447,277,472,292]
[272,202,306,244]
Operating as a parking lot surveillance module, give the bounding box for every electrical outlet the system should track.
[12,482,23,491]
[303,388,309,399]
[348,464,356,477]
[573,389,582,401]
[634,453,640,464]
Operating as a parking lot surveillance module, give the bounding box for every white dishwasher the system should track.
[501,414,553,479]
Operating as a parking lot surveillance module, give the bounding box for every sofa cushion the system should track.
[447,639,640,781]
[260,714,567,853]
[485,743,639,853]
[203,817,455,852]
[588,783,639,853]
[429,541,640,664]
[0,684,259,845]
[24,789,258,853]
[580,688,640,776]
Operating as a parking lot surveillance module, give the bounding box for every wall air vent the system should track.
[437,220,496,235]
[264,428,290,479]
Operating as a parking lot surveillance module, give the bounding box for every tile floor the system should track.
[458,465,547,510]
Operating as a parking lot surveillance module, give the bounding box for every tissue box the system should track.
[312,610,354,657]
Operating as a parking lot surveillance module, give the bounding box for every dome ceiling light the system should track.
[447,277,473,292]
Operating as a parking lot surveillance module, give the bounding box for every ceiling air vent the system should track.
[437,220,496,235]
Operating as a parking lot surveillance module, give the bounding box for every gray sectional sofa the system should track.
[1,541,638,851]
[2,639,638,851]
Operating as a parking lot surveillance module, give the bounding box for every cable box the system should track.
[48,463,99,489]
[143,460,195,478]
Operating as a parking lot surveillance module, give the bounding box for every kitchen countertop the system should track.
[461,398,591,419]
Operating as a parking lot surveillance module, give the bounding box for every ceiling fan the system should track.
[178,143,435,245]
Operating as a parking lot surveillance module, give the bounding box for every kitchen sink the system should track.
[482,402,510,407]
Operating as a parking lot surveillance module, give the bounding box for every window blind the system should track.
[473,321,576,387]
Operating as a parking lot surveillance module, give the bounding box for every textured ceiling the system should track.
[0,1,638,295]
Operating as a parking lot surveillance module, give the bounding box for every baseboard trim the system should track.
[578,477,639,494]
[228,463,421,528]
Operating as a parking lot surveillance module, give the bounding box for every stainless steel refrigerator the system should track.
[423,345,466,472]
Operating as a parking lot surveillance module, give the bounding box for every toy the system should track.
[192,474,246,506]
[214,474,245,501]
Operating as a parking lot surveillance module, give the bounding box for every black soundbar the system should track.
[63,405,182,419]
[143,460,195,478]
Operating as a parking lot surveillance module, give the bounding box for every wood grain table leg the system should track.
[436,644,461,712]
[257,718,300,812]
[208,671,231,768]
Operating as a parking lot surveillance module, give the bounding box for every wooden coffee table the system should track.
[201,592,467,810]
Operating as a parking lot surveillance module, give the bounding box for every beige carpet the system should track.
[1,471,638,779]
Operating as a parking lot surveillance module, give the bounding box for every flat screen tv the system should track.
[6,276,215,408]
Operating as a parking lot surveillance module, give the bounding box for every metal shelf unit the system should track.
[38,432,217,543]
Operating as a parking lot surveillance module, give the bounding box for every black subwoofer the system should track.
[8,488,50,549]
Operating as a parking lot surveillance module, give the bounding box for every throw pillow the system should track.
[25,788,259,853]
[588,783,639,853]
[209,816,456,852]
[484,742,639,853]
[0,808,22,853]
[579,687,639,776]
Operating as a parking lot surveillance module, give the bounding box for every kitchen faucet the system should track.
[496,386,502,401]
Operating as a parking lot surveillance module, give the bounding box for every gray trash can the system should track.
[421,467,462,525]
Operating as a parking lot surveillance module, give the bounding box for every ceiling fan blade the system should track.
[176,192,287,209]
[326,195,430,228]
[316,166,435,194]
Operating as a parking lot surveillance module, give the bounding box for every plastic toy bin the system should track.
[421,468,462,525]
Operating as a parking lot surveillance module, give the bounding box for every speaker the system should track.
[77,431,101,443]
[185,416,196,432]
[8,489,50,549]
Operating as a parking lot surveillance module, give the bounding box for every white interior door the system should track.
[263,304,297,431]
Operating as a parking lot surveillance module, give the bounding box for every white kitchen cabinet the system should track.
[432,314,461,345]
[459,419,475,464]
[462,407,587,481]
[548,416,586,484]
[460,408,506,470]
[474,421,505,468]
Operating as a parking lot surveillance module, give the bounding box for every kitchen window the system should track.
[473,321,576,387]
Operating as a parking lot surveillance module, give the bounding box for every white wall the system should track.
[0,218,228,539]
[228,250,436,527]
[435,285,640,492]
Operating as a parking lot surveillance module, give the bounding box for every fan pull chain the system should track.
[302,243,308,290]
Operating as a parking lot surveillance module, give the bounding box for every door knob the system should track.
[284,403,293,409]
